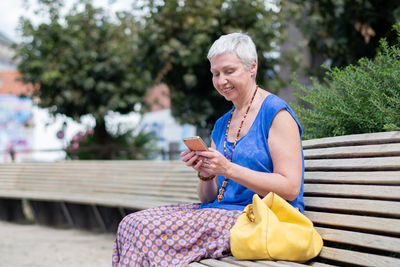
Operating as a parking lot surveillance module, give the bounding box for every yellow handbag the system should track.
[230,193,323,262]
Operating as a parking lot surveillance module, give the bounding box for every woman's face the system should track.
[210,52,256,102]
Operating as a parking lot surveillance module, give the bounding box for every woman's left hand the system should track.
[195,148,231,177]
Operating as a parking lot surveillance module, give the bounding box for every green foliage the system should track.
[66,127,158,160]
[15,0,147,123]
[137,0,282,129]
[13,0,153,159]
[292,24,400,139]
[284,0,400,69]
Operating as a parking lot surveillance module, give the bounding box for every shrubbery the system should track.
[65,128,158,160]
[292,24,400,140]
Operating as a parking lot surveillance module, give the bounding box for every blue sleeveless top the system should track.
[200,94,305,212]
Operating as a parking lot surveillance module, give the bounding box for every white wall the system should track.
[141,109,196,153]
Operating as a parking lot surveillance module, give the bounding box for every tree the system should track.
[292,24,400,139]
[285,0,400,70]
[136,0,282,131]
[14,0,149,157]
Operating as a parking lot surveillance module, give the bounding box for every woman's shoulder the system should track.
[259,92,302,136]
[260,93,289,114]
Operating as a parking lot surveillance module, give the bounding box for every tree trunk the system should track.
[93,120,113,159]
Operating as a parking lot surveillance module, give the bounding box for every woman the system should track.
[112,33,304,267]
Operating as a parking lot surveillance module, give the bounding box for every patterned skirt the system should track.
[112,203,241,267]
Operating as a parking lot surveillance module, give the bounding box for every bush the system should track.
[65,127,158,160]
[292,23,400,140]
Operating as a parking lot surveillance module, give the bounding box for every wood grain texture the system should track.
[304,211,400,234]
[304,143,400,159]
[221,257,290,267]
[304,171,400,184]
[305,156,400,171]
[302,131,400,149]
[319,246,400,267]
[315,227,400,253]
[304,184,400,199]
[304,197,400,216]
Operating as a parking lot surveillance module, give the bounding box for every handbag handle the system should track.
[246,205,255,222]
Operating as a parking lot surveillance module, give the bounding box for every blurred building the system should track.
[0,31,90,162]
[0,32,33,162]
[141,84,196,159]
[0,32,15,71]
[0,70,88,162]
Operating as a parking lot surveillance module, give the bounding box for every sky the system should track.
[0,0,134,43]
[0,0,278,43]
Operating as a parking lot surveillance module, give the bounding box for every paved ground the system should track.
[0,220,115,267]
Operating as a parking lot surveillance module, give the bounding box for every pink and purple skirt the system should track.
[112,203,241,267]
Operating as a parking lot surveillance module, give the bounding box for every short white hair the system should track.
[207,32,258,70]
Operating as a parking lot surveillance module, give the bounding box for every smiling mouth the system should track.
[222,87,233,93]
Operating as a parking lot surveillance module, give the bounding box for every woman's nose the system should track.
[217,74,227,85]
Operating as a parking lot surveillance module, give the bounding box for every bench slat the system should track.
[5,170,400,184]
[0,185,198,199]
[304,211,400,234]
[304,171,400,184]
[302,131,400,149]
[221,257,292,267]
[7,172,196,180]
[304,197,400,217]
[187,263,210,267]
[200,258,251,266]
[0,190,198,209]
[319,246,400,267]
[0,179,198,190]
[0,175,197,185]
[315,227,400,253]
[1,160,188,167]
[276,261,316,267]
[0,181,198,193]
[8,171,400,189]
[305,156,400,171]
[304,143,400,159]
[1,168,193,176]
[304,263,336,267]
[4,181,198,194]
[0,169,194,177]
[304,184,400,200]
[252,263,291,267]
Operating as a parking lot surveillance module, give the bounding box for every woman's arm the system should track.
[196,110,302,201]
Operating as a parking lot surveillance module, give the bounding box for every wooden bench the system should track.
[0,131,399,266]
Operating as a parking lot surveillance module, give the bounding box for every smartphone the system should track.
[182,136,209,151]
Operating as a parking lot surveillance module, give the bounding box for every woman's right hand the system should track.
[181,149,198,167]
[182,149,217,202]
[180,150,212,177]
[181,147,218,202]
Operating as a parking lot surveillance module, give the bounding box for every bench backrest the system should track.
[301,131,400,266]
[0,160,198,209]
[0,131,399,266]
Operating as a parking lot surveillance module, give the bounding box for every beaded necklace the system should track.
[218,85,258,202]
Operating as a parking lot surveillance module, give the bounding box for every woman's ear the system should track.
[250,59,257,77]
